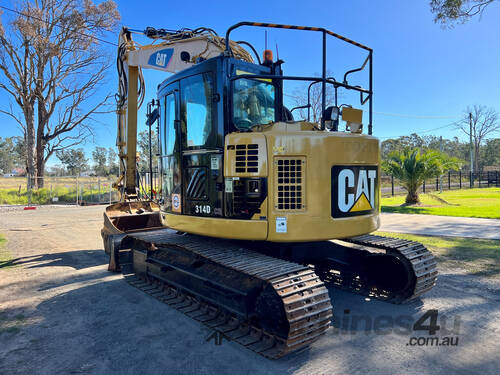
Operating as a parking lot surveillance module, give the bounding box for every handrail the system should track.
[224,22,372,55]
[224,22,373,134]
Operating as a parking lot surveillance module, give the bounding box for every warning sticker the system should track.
[172,193,181,213]
[276,217,287,233]
[211,156,219,170]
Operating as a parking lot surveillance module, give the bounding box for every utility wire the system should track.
[0,5,117,47]
[373,111,458,119]
[379,121,459,139]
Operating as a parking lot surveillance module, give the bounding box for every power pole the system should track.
[439,136,443,193]
[469,112,474,187]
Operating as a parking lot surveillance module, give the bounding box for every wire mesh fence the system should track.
[0,176,120,205]
[382,170,500,197]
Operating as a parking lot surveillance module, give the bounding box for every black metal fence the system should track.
[381,170,500,197]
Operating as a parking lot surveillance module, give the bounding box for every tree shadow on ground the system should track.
[0,249,107,270]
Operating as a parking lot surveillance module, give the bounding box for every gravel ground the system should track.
[0,206,499,375]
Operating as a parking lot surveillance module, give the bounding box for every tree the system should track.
[291,71,336,123]
[381,133,426,160]
[457,105,500,172]
[0,0,120,188]
[0,136,24,174]
[56,148,88,176]
[430,0,497,26]
[92,146,108,176]
[383,148,461,204]
[47,164,66,176]
[137,130,159,172]
[382,134,470,168]
[107,147,119,176]
[479,138,500,169]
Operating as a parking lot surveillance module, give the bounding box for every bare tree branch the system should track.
[0,0,120,187]
[457,105,500,172]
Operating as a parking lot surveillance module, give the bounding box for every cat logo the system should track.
[331,166,378,218]
[148,48,174,68]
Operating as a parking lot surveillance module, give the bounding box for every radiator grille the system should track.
[275,157,305,210]
[234,144,259,173]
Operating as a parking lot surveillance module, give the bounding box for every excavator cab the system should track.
[156,57,281,219]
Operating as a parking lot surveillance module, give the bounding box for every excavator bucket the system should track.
[101,201,163,271]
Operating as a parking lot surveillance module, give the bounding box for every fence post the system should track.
[459,171,462,189]
[470,171,473,188]
[76,176,79,205]
[448,171,451,190]
[423,180,426,193]
[98,178,101,203]
[391,175,394,197]
[27,172,32,207]
[436,176,439,191]
[478,172,481,188]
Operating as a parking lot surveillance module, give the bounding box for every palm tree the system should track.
[383,148,461,204]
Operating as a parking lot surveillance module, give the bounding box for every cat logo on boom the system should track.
[331,166,378,218]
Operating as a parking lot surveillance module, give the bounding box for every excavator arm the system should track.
[114,26,253,198]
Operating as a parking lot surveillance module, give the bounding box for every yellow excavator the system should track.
[101,22,437,358]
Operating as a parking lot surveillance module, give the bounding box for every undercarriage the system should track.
[104,229,437,358]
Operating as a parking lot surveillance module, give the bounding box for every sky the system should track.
[1,0,499,166]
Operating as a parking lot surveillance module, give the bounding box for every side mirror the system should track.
[324,106,340,130]
[146,108,159,126]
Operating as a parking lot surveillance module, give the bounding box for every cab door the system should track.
[160,82,182,213]
[179,72,224,217]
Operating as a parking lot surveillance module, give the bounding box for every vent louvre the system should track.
[275,157,305,211]
[232,144,259,173]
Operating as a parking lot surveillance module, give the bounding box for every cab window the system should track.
[180,73,215,148]
[164,93,176,155]
[233,78,275,130]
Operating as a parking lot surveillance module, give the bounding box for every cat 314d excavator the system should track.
[101,22,438,358]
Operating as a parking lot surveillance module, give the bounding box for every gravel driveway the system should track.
[0,206,498,375]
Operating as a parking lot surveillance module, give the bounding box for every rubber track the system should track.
[322,234,438,303]
[122,230,333,358]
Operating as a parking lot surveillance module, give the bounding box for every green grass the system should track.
[375,231,500,277]
[381,188,500,218]
[0,233,14,270]
[0,186,118,205]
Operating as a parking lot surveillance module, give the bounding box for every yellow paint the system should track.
[263,122,380,241]
[224,133,267,177]
[125,66,139,194]
[350,193,371,212]
[165,213,267,240]
[236,69,272,82]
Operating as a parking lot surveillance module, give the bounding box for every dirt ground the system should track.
[0,206,499,375]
